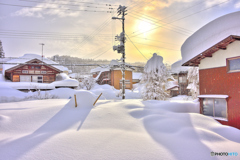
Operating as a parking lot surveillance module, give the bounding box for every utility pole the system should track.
[39,43,44,64]
[0,40,5,58]
[112,5,127,99]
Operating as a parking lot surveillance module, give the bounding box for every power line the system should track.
[20,0,119,6]
[129,0,231,38]
[129,10,193,34]
[125,34,148,60]
[0,3,113,13]
[19,0,117,9]
[128,14,191,36]
[130,36,180,46]
[129,41,180,51]
[160,1,205,22]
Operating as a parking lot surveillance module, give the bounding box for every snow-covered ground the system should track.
[0,97,239,160]
[0,79,239,159]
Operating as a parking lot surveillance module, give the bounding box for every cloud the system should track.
[235,2,240,8]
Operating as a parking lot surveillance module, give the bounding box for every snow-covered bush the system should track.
[141,53,170,100]
[56,73,69,81]
[187,67,199,99]
[80,76,96,90]
[25,90,58,100]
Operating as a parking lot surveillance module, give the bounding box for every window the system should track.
[179,76,187,83]
[35,66,41,69]
[41,71,47,74]
[120,80,131,89]
[35,70,40,74]
[32,76,43,83]
[22,70,28,74]
[203,98,227,120]
[227,56,240,73]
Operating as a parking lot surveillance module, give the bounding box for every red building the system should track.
[3,54,69,83]
[181,11,240,129]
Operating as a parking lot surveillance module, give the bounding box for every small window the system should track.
[120,80,131,89]
[41,71,47,74]
[35,70,40,74]
[179,76,187,83]
[22,70,28,74]
[31,66,34,69]
[227,56,240,73]
[35,66,41,69]
[203,98,227,120]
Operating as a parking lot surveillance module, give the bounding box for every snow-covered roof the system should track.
[2,54,69,75]
[181,11,240,65]
[132,72,142,80]
[90,66,110,73]
[171,60,192,74]
[166,80,179,90]
[90,59,133,74]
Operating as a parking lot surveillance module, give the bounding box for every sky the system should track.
[0,0,240,65]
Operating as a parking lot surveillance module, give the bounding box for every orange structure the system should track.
[91,60,133,89]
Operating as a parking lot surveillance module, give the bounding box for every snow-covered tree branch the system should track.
[141,53,169,100]
[187,67,199,99]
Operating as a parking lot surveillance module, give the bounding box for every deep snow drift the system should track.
[0,98,239,160]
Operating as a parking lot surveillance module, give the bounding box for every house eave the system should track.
[182,35,240,66]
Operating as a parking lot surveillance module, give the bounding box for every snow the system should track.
[198,95,229,99]
[90,66,110,74]
[181,11,240,65]
[132,72,142,80]
[0,81,55,90]
[0,98,240,160]
[51,79,79,87]
[53,73,79,87]
[142,53,169,100]
[165,80,178,90]
[0,78,240,159]
[171,59,192,74]
[2,54,69,75]
[144,53,164,75]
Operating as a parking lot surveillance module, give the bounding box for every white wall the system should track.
[199,41,240,70]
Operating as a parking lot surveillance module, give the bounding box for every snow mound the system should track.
[51,78,79,87]
[181,11,240,65]
[0,83,27,102]
[65,90,97,108]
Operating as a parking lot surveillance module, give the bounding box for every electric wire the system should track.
[125,34,148,60]
[19,0,117,9]
[0,3,113,13]
[129,0,231,38]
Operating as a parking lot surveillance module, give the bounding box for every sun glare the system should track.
[137,20,152,37]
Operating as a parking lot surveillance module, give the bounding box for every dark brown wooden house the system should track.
[4,58,62,83]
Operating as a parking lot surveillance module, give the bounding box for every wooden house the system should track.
[170,60,192,96]
[91,60,133,89]
[181,11,240,129]
[3,54,69,83]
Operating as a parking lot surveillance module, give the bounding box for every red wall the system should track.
[199,67,240,129]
